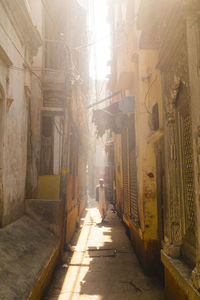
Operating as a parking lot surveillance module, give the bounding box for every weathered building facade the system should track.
[106,0,163,275]
[0,0,42,227]
[105,0,200,299]
[138,0,200,298]
[0,0,89,299]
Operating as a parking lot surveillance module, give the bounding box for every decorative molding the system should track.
[164,75,184,246]
[0,0,42,59]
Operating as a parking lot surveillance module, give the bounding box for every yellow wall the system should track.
[136,50,162,241]
[38,175,60,200]
[108,2,164,273]
[111,24,163,264]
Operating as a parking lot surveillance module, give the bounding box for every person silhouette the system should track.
[96,178,108,222]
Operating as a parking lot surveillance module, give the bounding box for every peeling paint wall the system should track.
[0,2,41,226]
[107,0,163,273]
[3,69,28,225]
[136,50,162,241]
[26,75,42,199]
[26,1,43,199]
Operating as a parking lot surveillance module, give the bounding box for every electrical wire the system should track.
[41,0,84,83]
[0,15,84,89]
[40,0,90,133]
[43,2,136,68]
[1,0,89,147]
[3,1,138,105]
[0,23,42,86]
[41,0,67,46]
[74,15,138,53]
[39,1,139,102]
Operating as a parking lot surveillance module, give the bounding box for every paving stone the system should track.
[44,199,165,300]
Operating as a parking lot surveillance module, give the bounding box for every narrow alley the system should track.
[1,0,200,299]
[44,198,164,300]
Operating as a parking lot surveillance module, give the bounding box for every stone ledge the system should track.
[25,199,62,236]
[161,250,200,300]
[27,243,60,300]
[0,216,58,300]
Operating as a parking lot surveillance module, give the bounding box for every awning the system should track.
[93,96,135,137]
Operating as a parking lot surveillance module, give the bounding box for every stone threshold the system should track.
[161,250,200,300]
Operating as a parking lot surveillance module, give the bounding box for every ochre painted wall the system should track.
[109,4,163,274]
[38,175,60,200]
[28,243,60,300]
[66,206,78,244]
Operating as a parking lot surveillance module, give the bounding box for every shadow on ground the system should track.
[43,197,164,300]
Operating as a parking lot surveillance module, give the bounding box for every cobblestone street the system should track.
[44,199,164,300]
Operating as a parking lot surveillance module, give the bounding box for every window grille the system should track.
[128,114,139,225]
[122,130,129,219]
[176,91,195,250]
[180,112,195,234]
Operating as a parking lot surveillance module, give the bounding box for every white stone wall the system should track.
[0,2,41,226]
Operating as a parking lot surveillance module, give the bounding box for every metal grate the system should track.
[122,130,129,219]
[181,113,195,232]
[128,115,139,225]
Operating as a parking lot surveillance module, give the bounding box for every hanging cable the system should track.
[0,23,42,86]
